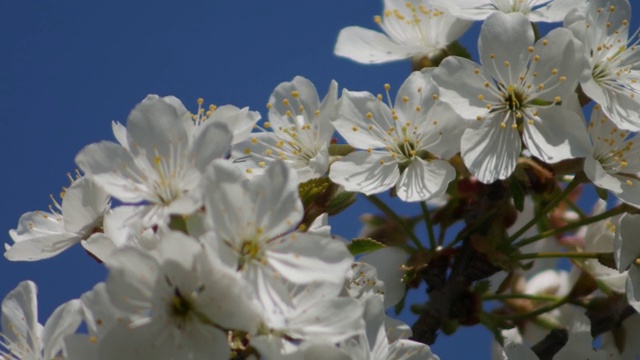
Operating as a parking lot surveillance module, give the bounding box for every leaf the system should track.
[508,179,526,212]
[595,186,609,201]
[597,252,617,270]
[347,237,385,256]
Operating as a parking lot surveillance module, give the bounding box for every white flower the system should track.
[232,76,338,182]
[100,231,262,359]
[75,94,233,228]
[5,175,110,261]
[202,160,354,323]
[334,0,471,64]
[581,200,627,292]
[1,281,82,360]
[250,282,365,358]
[565,0,640,130]
[433,12,590,183]
[330,69,463,202]
[503,312,607,359]
[433,0,583,22]
[585,105,640,207]
[614,213,640,312]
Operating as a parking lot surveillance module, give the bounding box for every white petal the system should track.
[42,299,82,360]
[614,213,640,271]
[206,105,260,144]
[191,122,232,172]
[361,247,408,308]
[335,26,421,64]
[461,115,521,183]
[1,281,41,354]
[396,158,455,202]
[75,141,146,203]
[479,13,534,83]
[522,106,590,163]
[335,90,393,149]
[267,233,353,285]
[329,151,400,195]
[62,177,109,235]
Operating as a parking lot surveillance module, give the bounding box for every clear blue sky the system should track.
[2,1,637,358]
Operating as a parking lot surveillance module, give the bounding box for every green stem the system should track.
[483,293,560,302]
[516,204,626,248]
[514,251,600,261]
[564,198,587,219]
[365,195,424,250]
[498,297,570,321]
[508,176,582,243]
[421,201,437,250]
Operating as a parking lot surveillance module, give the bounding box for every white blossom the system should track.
[565,0,640,130]
[5,175,109,261]
[433,0,583,22]
[433,12,590,183]
[330,69,463,202]
[335,0,471,64]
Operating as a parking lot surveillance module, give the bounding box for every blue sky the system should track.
[2,1,638,358]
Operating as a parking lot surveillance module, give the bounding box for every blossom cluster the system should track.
[4,0,640,359]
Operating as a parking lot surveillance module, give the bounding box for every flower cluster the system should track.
[5,0,640,359]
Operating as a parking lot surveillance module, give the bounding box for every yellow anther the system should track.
[489,54,495,59]
[314,109,320,116]
[503,61,510,67]
[476,115,483,121]
[537,84,545,90]
[197,98,204,105]
[384,83,391,91]
[352,126,358,132]
[244,148,251,155]
[285,110,293,117]
[251,137,258,144]
[276,140,284,147]
[486,104,493,110]
[402,96,409,103]
[366,112,373,119]
[266,103,272,109]
[258,161,266,167]
[283,99,289,106]
[265,149,272,155]
[246,168,253,174]
[500,123,506,129]
[627,180,633,186]
[432,94,438,100]
[528,119,535,125]
[374,15,382,23]
[477,95,484,101]
[291,90,299,98]
[377,94,383,100]
[554,96,561,103]
[380,159,385,164]
[298,105,304,112]
[533,55,540,62]
[483,81,490,88]
[610,5,615,11]
[559,76,567,82]
[433,120,439,125]
[551,68,558,75]
[542,39,549,46]
[474,68,480,74]
[416,106,422,112]
[528,46,534,53]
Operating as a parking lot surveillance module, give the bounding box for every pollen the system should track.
[528,46,534,53]
[542,39,549,46]
[314,109,320,116]
[402,96,409,103]
[251,137,258,144]
[474,68,480,74]
[432,94,438,100]
[266,103,272,109]
[291,90,299,98]
[283,99,290,106]
[477,94,484,101]
[627,180,633,186]
[554,96,561,103]
[559,76,567,82]
[500,122,506,129]
[415,106,421,112]
[197,98,204,105]
[533,55,540,62]
[503,61,510,68]
[264,122,271,128]
[551,68,558,75]
[244,148,251,155]
[352,126,358,132]
[374,15,382,23]
[265,149,272,155]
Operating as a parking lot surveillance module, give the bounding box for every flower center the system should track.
[169,287,195,329]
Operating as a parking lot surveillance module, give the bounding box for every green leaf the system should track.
[595,186,609,201]
[347,237,385,256]
[508,180,526,212]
